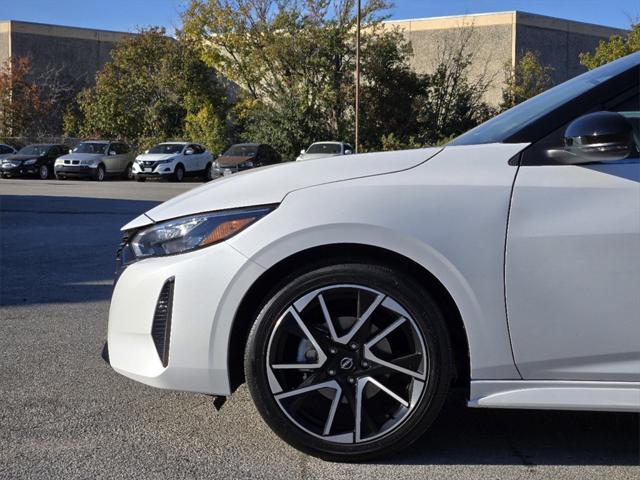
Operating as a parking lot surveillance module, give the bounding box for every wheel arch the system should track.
[228,243,470,392]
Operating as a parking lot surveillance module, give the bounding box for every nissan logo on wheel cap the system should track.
[339,357,354,370]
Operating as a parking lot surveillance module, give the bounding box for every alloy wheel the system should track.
[265,284,428,444]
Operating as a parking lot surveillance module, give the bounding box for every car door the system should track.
[102,143,117,173]
[506,86,640,381]
[118,143,131,172]
[184,144,197,172]
[195,144,207,170]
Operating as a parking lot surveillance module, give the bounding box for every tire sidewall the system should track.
[244,263,452,462]
[39,164,49,180]
[94,164,105,181]
[174,164,184,182]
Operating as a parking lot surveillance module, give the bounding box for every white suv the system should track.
[133,142,214,182]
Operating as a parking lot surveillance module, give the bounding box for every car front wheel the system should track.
[38,164,50,180]
[93,164,106,182]
[172,164,185,182]
[245,262,453,462]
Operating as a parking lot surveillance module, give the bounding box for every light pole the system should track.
[355,0,361,153]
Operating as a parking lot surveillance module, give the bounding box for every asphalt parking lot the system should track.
[1,178,639,479]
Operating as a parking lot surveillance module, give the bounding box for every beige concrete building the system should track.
[384,11,627,106]
[0,20,132,91]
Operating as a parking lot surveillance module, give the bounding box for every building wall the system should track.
[385,12,627,107]
[5,21,132,92]
[0,22,11,68]
[385,13,515,106]
[514,12,622,86]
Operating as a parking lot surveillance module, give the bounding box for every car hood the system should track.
[2,154,41,162]
[136,153,179,161]
[59,153,104,161]
[123,147,441,230]
[298,153,341,161]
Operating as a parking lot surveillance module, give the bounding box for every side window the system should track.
[196,144,205,154]
[0,145,10,154]
[119,143,130,154]
[609,90,640,154]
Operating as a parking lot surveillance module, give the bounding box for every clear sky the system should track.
[0,0,636,33]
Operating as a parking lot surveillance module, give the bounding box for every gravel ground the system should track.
[1,179,639,479]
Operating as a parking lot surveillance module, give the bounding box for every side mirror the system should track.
[344,149,352,155]
[109,150,117,156]
[144,149,149,154]
[185,148,194,155]
[300,149,306,155]
[564,111,633,163]
[68,149,72,154]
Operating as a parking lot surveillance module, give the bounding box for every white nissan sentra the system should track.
[106,52,640,461]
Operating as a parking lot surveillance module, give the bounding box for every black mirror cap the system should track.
[564,111,633,162]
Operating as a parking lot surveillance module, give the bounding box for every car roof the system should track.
[231,143,260,147]
[159,141,189,145]
[81,140,111,144]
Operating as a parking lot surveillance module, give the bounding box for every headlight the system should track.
[156,158,175,164]
[80,159,97,165]
[129,206,274,258]
[24,159,37,165]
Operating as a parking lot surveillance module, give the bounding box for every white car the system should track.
[133,142,214,182]
[296,141,353,161]
[106,52,640,461]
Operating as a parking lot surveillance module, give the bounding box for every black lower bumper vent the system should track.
[151,277,175,367]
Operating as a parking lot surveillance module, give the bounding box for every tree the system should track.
[0,57,44,137]
[414,28,495,145]
[183,0,411,158]
[66,27,228,149]
[357,30,424,151]
[501,51,554,110]
[580,24,640,69]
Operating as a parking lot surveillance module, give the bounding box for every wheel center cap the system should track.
[339,356,354,370]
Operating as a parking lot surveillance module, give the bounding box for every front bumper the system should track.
[133,162,174,177]
[54,165,95,177]
[107,241,265,395]
[1,164,38,175]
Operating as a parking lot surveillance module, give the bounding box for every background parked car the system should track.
[0,143,17,159]
[133,142,213,182]
[214,143,281,177]
[296,141,353,161]
[1,144,69,180]
[54,140,134,181]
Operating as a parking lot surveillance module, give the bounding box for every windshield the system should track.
[73,142,108,154]
[450,51,640,146]
[223,145,257,157]
[148,144,184,154]
[306,143,341,154]
[18,145,50,156]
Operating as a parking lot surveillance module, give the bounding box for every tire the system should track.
[122,163,134,180]
[172,164,185,182]
[93,164,106,182]
[1,174,8,179]
[204,162,214,182]
[244,262,453,462]
[38,164,50,180]
[135,174,146,182]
